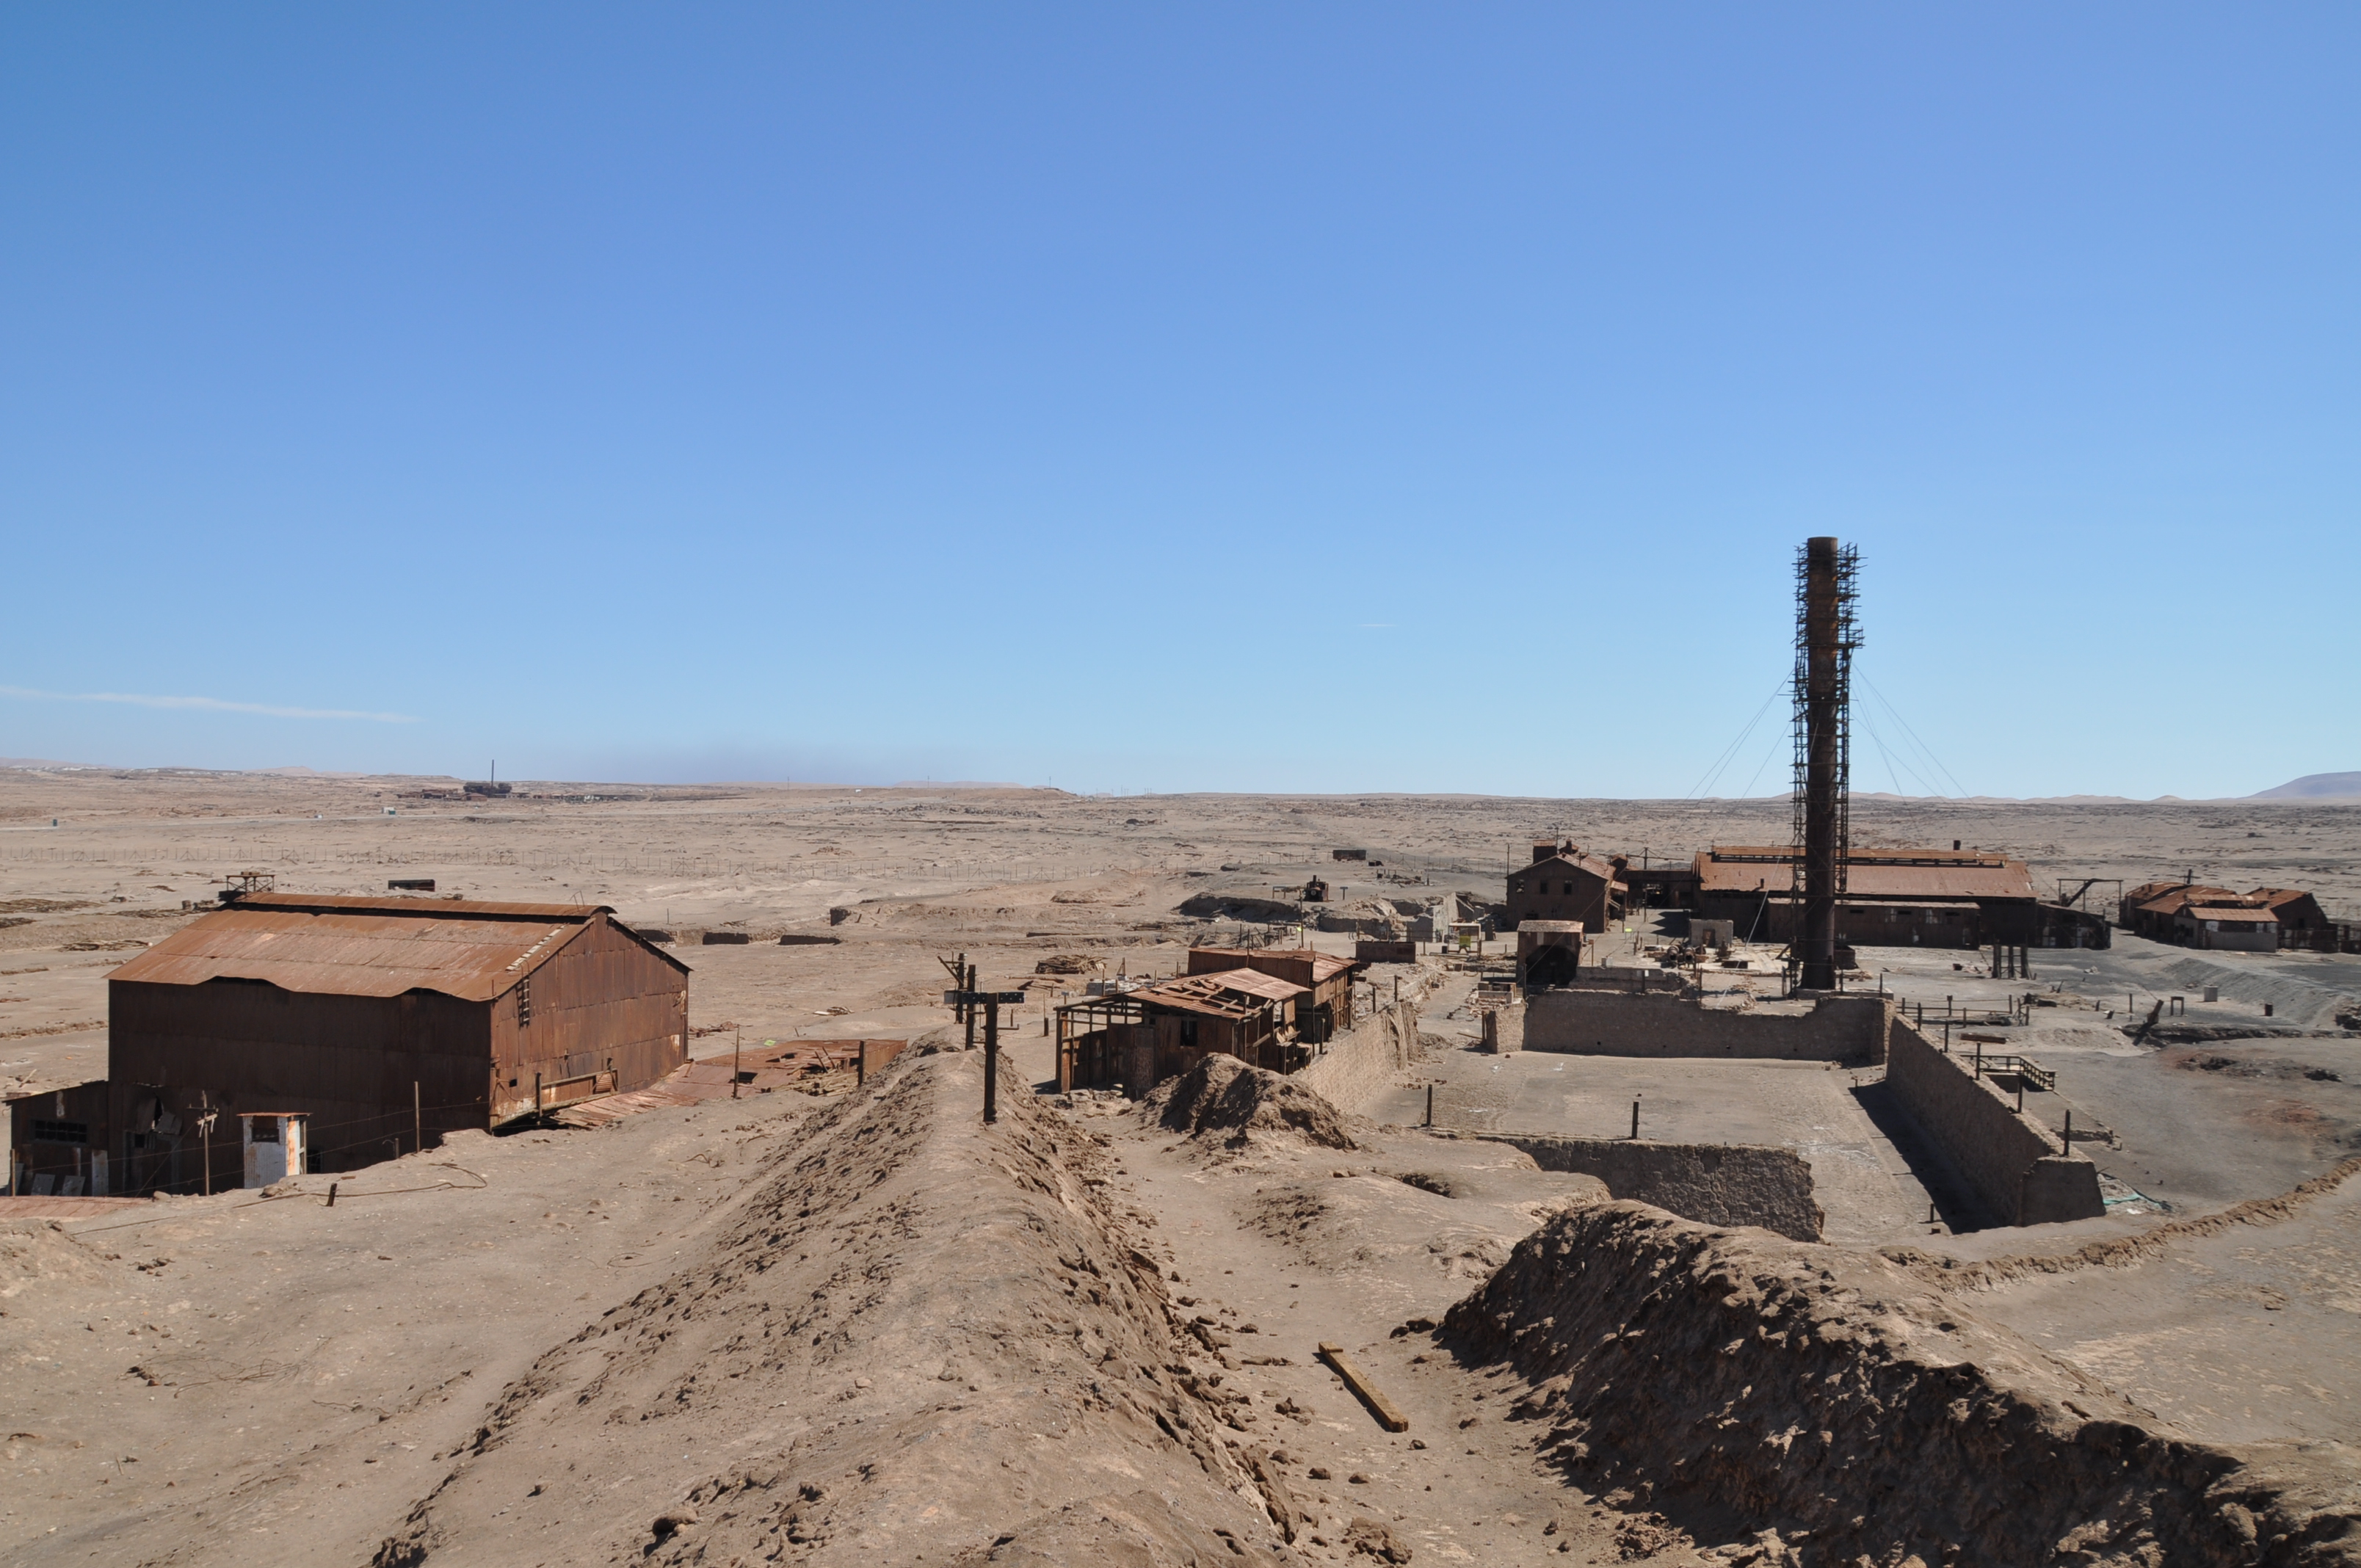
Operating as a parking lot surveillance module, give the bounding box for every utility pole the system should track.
[945,976,1023,1125]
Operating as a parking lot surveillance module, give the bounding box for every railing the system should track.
[1966,1053,2055,1092]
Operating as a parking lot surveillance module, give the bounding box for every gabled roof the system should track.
[1513,852,1617,883]
[109,895,683,1001]
[2130,885,2244,917]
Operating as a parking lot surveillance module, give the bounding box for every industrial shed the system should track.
[1185,946,1360,1041]
[1692,845,2051,948]
[104,893,687,1194]
[1055,968,1311,1092]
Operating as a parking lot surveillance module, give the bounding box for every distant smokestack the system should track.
[1793,537,1857,991]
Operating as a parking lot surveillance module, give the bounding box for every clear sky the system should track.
[3,5,2354,798]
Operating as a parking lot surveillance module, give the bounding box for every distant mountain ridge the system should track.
[2252,772,2361,800]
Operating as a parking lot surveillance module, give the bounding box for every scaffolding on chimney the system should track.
[1790,538,1860,990]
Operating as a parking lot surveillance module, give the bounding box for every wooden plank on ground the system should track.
[1317,1341,1409,1432]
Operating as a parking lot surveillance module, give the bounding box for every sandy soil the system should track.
[3,768,2359,1565]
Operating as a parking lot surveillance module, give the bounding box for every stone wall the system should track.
[1481,1134,1822,1242]
[1296,999,1421,1115]
[1882,1015,2103,1226]
[1520,989,1887,1063]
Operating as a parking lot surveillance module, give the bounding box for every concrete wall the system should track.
[1482,1134,1822,1242]
[1521,989,1887,1063]
[1296,1000,1420,1115]
[1881,1016,2103,1227]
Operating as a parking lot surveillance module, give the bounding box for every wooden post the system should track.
[1631,1099,1641,1140]
[1318,1343,1410,1432]
[732,1028,742,1099]
[2064,1109,2072,1146]
[1425,1084,1433,1127]
[413,1081,422,1154]
[983,998,1000,1125]
[964,965,977,1053]
[857,1039,867,1087]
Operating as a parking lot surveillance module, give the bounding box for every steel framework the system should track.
[1791,537,1860,990]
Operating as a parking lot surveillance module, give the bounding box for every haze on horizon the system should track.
[3,7,2354,799]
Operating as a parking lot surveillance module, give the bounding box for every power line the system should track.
[1684,681,1787,800]
[1860,677,1971,798]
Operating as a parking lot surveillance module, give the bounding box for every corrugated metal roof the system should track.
[225,893,610,920]
[1189,948,1357,984]
[2129,885,2244,916]
[1694,845,2035,901]
[1132,973,1286,1020]
[1199,968,1310,1002]
[107,901,606,1001]
[1516,851,1617,882]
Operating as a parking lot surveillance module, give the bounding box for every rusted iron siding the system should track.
[107,980,491,1186]
[489,915,686,1122]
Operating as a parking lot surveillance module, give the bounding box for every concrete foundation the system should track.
[1519,988,1887,1064]
[1881,1015,2103,1226]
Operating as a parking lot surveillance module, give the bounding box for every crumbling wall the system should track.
[1521,990,1886,1063]
[1882,1015,2103,1226]
[1441,1202,2361,1567]
[1479,1135,1821,1242]
[1296,1000,1420,1115]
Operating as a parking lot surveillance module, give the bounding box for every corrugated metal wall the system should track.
[488,916,686,1122]
[108,981,491,1191]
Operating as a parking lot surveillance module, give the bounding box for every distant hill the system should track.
[2251,772,2361,800]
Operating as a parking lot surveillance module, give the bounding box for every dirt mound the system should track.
[368,1050,1288,1566]
[0,1219,128,1287]
[1143,1053,1360,1153]
[1441,1202,2361,1567]
[1177,892,1301,923]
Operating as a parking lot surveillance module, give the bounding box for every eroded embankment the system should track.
[1887,1153,2361,1293]
[372,1050,1289,1567]
[1440,1202,2361,1567]
[1144,1052,1363,1155]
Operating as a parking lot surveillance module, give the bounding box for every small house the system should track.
[1507,842,1622,932]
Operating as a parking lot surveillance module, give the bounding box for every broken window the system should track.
[250,1119,279,1143]
[31,1119,87,1145]
[516,976,533,1026]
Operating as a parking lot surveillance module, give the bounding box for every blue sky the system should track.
[3,4,2354,797]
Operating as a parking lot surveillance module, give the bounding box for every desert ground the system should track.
[3,767,2359,1567]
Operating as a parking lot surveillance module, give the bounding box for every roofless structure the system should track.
[104,893,688,1194]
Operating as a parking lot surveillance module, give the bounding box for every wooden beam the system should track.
[1317,1342,1408,1433]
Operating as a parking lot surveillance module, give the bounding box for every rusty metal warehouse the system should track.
[101,891,688,1194]
[1689,843,2107,949]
